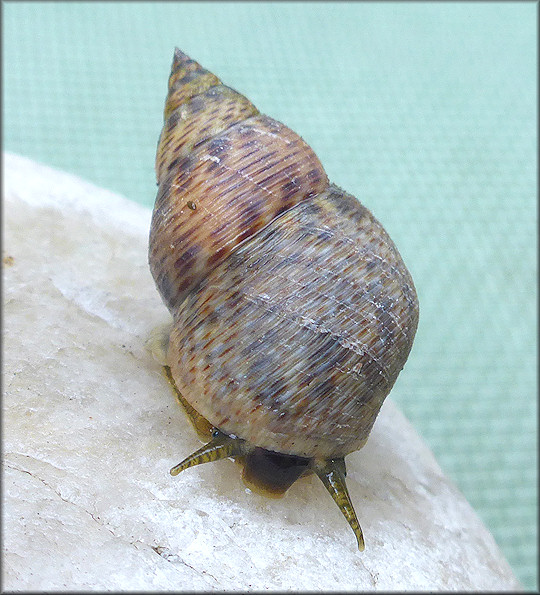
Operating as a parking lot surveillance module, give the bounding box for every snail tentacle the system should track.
[314,458,365,551]
[170,430,247,476]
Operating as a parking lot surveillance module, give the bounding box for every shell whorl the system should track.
[150,49,419,459]
[150,49,328,313]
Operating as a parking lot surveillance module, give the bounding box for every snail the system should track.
[149,48,419,550]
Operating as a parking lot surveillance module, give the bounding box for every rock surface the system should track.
[2,152,521,591]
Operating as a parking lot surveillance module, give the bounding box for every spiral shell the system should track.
[149,49,419,549]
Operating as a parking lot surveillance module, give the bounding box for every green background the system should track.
[3,1,537,589]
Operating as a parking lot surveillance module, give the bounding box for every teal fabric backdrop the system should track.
[3,2,536,589]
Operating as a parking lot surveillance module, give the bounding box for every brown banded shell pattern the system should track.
[168,185,418,458]
[150,49,328,313]
[150,49,419,459]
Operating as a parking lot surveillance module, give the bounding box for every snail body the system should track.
[149,49,419,550]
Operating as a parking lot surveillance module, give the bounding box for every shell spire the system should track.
[149,49,328,313]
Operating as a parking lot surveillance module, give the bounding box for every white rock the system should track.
[2,152,521,591]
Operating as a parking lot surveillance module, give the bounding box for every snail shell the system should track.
[149,49,419,549]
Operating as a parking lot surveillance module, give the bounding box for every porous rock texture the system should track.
[2,152,521,591]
